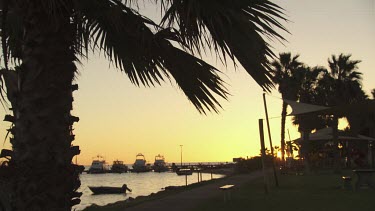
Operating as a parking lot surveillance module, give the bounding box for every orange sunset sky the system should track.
[1,0,374,165]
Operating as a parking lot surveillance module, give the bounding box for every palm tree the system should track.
[326,54,365,171]
[270,52,303,162]
[0,1,287,210]
[328,53,363,105]
[293,66,328,132]
[290,66,328,172]
[327,54,367,134]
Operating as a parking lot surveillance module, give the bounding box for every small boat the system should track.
[89,184,132,195]
[176,168,193,176]
[111,160,128,173]
[88,155,109,174]
[131,153,152,173]
[152,154,169,172]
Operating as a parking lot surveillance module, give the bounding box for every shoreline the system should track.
[199,167,234,176]
[82,168,234,211]
[83,169,267,211]
[83,170,264,211]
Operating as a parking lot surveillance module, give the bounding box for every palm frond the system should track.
[328,54,362,81]
[155,34,228,113]
[161,0,288,91]
[348,71,362,81]
[74,0,167,87]
[74,0,228,113]
[0,1,23,108]
[0,8,24,63]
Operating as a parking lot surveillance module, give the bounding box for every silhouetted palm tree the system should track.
[328,53,363,105]
[326,54,365,171]
[290,66,326,172]
[327,54,366,135]
[271,52,303,162]
[0,1,287,210]
[293,66,327,133]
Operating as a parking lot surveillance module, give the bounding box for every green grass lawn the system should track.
[193,171,374,211]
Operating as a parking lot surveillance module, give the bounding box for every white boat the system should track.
[131,153,151,173]
[88,155,109,174]
[152,154,169,172]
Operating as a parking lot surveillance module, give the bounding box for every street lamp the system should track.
[180,145,183,167]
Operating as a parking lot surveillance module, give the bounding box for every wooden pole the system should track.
[180,145,183,167]
[332,116,341,173]
[262,93,279,187]
[287,129,294,158]
[259,119,269,194]
[369,141,374,168]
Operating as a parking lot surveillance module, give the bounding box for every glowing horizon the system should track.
[0,0,374,166]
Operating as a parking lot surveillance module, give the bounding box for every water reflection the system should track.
[75,171,224,210]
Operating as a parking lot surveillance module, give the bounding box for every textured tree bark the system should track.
[10,3,83,210]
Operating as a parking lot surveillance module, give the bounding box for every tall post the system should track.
[368,141,373,168]
[332,116,341,173]
[262,93,279,187]
[180,145,183,167]
[259,119,269,194]
[287,129,294,158]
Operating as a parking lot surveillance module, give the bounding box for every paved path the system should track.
[125,170,264,211]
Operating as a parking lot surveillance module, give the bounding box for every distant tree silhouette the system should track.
[328,54,364,105]
[327,54,366,134]
[0,1,287,210]
[291,66,327,172]
[270,53,369,171]
[271,52,303,162]
[319,54,366,171]
[292,66,328,134]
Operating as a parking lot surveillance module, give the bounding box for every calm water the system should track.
[74,171,224,210]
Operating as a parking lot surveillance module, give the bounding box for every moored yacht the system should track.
[131,153,151,173]
[111,160,128,173]
[88,155,109,174]
[152,154,169,172]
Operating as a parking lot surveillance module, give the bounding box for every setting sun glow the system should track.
[0,0,374,166]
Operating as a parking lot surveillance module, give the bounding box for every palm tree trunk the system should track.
[280,101,287,163]
[10,4,82,210]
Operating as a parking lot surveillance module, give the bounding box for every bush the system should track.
[234,155,273,173]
